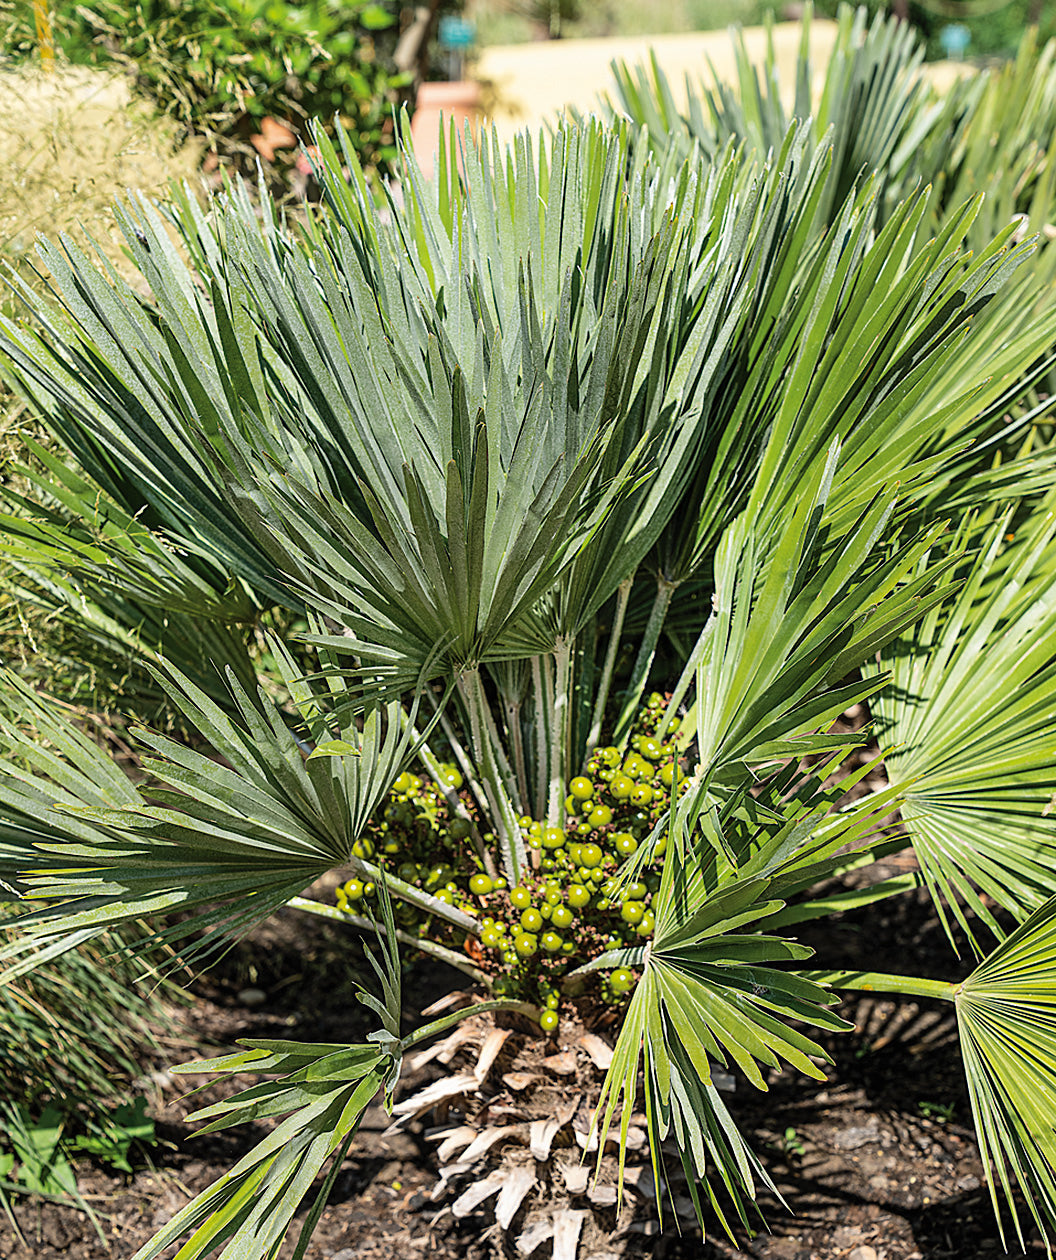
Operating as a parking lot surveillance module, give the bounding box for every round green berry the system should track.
[521,908,543,932]
[438,763,464,789]
[515,933,538,957]
[449,817,471,840]
[344,879,364,901]
[659,761,682,788]
[510,886,532,909]
[620,900,645,924]
[580,844,603,869]
[610,968,635,994]
[613,831,638,856]
[609,773,635,799]
[631,783,654,807]
[543,826,566,850]
[545,992,560,1010]
[539,1009,559,1033]
[567,884,590,908]
[426,863,453,889]
[588,804,614,828]
[569,776,594,800]
[551,905,574,930]
[469,873,494,896]
[541,931,563,953]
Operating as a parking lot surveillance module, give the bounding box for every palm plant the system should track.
[3,33,1056,1258]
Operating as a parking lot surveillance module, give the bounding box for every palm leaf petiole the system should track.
[587,573,635,754]
[548,634,573,828]
[460,666,525,883]
[614,574,680,746]
[806,970,960,1002]
[287,897,491,987]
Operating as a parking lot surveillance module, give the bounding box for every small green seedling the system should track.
[918,1100,956,1123]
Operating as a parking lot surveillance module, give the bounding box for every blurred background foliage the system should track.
[474,0,1054,61]
[831,0,1056,59]
[0,0,409,181]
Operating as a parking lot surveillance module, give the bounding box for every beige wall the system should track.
[473,21,843,143]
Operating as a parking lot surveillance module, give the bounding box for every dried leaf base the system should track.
[394,998,705,1259]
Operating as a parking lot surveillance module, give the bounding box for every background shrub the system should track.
[0,0,408,180]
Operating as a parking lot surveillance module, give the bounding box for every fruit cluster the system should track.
[334,694,687,1018]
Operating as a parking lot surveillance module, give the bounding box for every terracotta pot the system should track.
[410,80,482,180]
[249,116,298,164]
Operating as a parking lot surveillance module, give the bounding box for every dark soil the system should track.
[0,877,1047,1260]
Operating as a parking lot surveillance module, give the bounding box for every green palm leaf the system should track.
[874,500,1056,948]
[681,449,959,798]
[818,896,1056,1255]
[609,3,937,223]
[0,650,448,979]
[127,874,526,1260]
[957,895,1056,1254]
[593,748,906,1234]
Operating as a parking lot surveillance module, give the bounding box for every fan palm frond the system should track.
[0,650,443,979]
[873,499,1056,949]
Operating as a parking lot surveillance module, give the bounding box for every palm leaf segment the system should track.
[0,645,444,980]
[2,118,727,692]
[0,434,261,714]
[823,896,1056,1256]
[609,3,935,223]
[875,499,1056,950]
[957,896,1056,1255]
[595,751,907,1234]
[608,4,1056,494]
